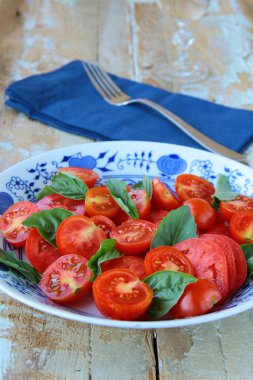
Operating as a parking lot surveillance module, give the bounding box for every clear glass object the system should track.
[158,0,211,83]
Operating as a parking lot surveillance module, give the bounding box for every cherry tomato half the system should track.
[58,166,99,188]
[230,210,253,244]
[146,209,169,227]
[93,269,153,320]
[40,254,92,304]
[128,189,151,219]
[184,198,217,230]
[56,215,107,259]
[175,174,215,204]
[110,219,157,256]
[85,186,120,218]
[101,256,146,279]
[91,215,116,237]
[152,177,181,211]
[220,195,253,221]
[0,201,40,247]
[36,193,85,215]
[144,246,195,276]
[170,278,222,319]
[26,228,62,273]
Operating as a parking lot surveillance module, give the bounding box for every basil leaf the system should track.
[212,174,239,209]
[144,270,197,320]
[0,249,41,283]
[88,239,123,282]
[107,179,139,219]
[131,176,153,199]
[241,244,253,279]
[151,205,197,249]
[36,172,88,201]
[23,208,74,247]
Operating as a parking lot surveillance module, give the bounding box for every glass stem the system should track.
[172,19,195,69]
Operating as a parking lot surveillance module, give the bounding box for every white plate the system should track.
[0,140,253,329]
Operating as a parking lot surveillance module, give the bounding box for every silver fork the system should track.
[82,62,248,165]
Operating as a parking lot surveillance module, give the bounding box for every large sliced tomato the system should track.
[170,278,222,319]
[56,215,107,259]
[36,193,85,215]
[85,186,120,218]
[58,166,98,188]
[101,256,146,280]
[144,246,195,276]
[220,195,253,221]
[152,177,181,211]
[40,254,92,304]
[230,210,253,244]
[26,228,62,273]
[174,238,230,300]
[0,201,40,247]
[110,220,157,256]
[175,174,215,204]
[93,269,153,320]
[184,198,217,230]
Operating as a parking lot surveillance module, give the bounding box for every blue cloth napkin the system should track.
[5,60,253,153]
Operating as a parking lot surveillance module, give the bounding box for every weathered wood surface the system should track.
[1,0,253,379]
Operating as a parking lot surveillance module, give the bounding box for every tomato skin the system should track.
[230,210,253,244]
[36,193,85,215]
[85,186,120,218]
[110,220,157,256]
[58,166,99,188]
[220,195,253,221]
[40,254,92,304]
[0,201,40,247]
[170,278,222,319]
[92,269,153,320]
[152,177,181,211]
[144,246,195,276]
[101,256,146,280]
[184,198,217,230]
[128,189,151,219]
[91,215,116,237]
[175,174,215,204]
[113,209,131,225]
[56,215,107,259]
[26,228,62,273]
[146,209,169,227]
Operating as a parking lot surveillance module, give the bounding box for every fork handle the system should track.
[128,98,247,164]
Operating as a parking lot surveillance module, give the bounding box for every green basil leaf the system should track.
[246,257,253,279]
[36,172,88,201]
[151,205,197,249]
[88,239,123,282]
[212,174,239,209]
[144,270,197,320]
[131,176,153,199]
[0,248,41,283]
[23,208,74,247]
[241,243,253,279]
[107,179,139,219]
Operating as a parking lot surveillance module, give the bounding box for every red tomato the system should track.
[170,278,222,319]
[92,269,153,320]
[152,177,181,211]
[174,238,230,300]
[40,254,92,304]
[184,198,217,230]
[101,256,146,279]
[110,220,157,256]
[0,201,40,247]
[220,195,253,221]
[58,166,98,188]
[85,186,120,218]
[91,215,116,237]
[56,215,107,259]
[26,228,62,273]
[36,193,85,215]
[175,174,215,204]
[146,209,169,227]
[128,189,151,219]
[230,210,253,244]
[144,246,195,276]
[113,209,131,225]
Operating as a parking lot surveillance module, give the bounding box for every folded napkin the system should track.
[5,60,253,153]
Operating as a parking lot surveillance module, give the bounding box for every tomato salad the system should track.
[0,167,252,322]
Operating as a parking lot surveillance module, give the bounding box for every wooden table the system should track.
[1,0,253,378]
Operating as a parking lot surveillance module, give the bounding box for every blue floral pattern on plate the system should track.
[0,141,253,329]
